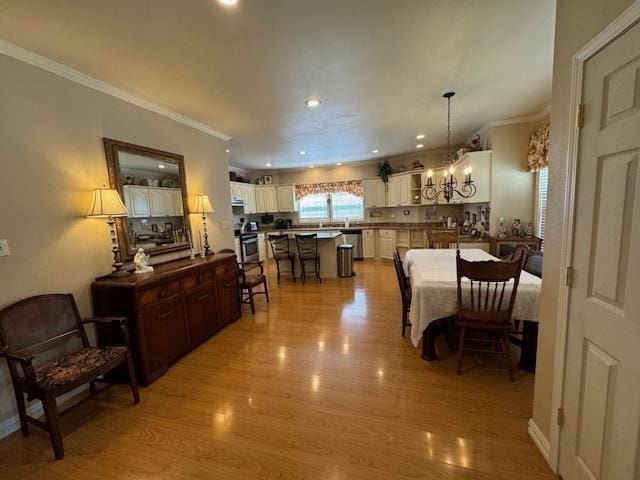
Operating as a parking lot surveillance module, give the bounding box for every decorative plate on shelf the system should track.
[161,178,176,188]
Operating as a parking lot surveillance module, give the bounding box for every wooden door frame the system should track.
[546,1,640,472]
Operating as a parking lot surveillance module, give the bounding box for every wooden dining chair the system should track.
[510,244,531,262]
[219,248,269,313]
[454,249,526,381]
[295,233,321,284]
[427,227,459,249]
[0,294,139,460]
[268,234,296,283]
[392,250,412,337]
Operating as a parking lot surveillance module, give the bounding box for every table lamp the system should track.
[87,187,129,276]
[191,193,215,256]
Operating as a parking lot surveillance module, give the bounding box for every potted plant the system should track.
[377,160,394,183]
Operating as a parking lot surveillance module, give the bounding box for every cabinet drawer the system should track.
[363,229,375,237]
[182,270,213,291]
[215,260,239,277]
[137,281,180,307]
[379,229,396,238]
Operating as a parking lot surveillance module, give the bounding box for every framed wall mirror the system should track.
[104,138,191,260]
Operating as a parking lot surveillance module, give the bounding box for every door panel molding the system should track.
[545,1,640,473]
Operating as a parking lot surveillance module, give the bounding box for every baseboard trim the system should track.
[528,418,551,465]
[0,385,88,440]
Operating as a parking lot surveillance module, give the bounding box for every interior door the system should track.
[559,21,640,480]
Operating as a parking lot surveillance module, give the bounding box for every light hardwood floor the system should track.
[0,260,555,479]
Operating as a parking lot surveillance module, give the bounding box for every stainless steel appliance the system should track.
[239,232,259,263]
[341,229,363,259]
[275,219,287,229]
[248,221,259,231]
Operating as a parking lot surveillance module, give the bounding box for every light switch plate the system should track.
[221,220,230,229]
[0,239,10,256]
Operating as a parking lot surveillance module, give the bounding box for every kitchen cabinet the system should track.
[149,189,176,216]
[421,171,437,205]
[255,186,278,213]
[230,182,257,213]
[124,186,182,217]
[363,179,386,208]
[397,174,411,206]
[363,229,376,258]
[257,233,267,261]
[386,177,399,207]
[234,237,241,260]
[124,186,151,217]
[378,229,396,259]
[173,190,184,215]
[276,185,297,212]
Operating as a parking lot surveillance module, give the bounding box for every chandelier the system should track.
[422,91,476,203]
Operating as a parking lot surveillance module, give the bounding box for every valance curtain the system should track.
[295,180,363,200]
[527,124,550,172]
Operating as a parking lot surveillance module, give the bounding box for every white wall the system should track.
[0,54,233,425]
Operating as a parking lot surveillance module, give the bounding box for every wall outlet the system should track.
[0,239,10,256]
[221,220,230,229]
[404,210,410,216]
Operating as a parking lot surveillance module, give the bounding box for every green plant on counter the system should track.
[377,160,394,183]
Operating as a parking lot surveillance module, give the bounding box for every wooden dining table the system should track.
[402,248,542,371]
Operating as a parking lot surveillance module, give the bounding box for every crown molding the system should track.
[468,105,551,142]
[0,39,231,141]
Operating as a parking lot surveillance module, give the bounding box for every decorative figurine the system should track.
[134,248,154,274]
[511,219,523,237]
[525,222,534,238]
[498,217,508,238]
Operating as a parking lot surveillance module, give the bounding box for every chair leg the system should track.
[13,387,29,437]
[316,257,321,282]
[89,380,97,395]
[42,393,64,460]
[401,309,407,337]
[125,352,141,403]
[264,280,270,303]
[457,327,466,375]
[275,259,281,285]
[501,331,516,382]
[301,259,306,284]
[249,288,255,313]
[290,257,296,282]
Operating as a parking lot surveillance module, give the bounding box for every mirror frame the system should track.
[103,138,191,260]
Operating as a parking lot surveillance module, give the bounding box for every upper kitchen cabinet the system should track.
[386,176,399,207]
[255,185,278,213]
[276,185,298,212]
[363,178,386,208]
[397,174,411,206]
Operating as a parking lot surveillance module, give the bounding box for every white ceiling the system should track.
[0,0,556,170]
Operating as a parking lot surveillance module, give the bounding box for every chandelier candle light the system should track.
[191,193,215,256]
[86,187,129,277]
[422,91,476,203]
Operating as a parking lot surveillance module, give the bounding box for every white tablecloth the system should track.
[403,249,541,347]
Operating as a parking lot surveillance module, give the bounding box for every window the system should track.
[298,192,364,223]
[535,167,548,242]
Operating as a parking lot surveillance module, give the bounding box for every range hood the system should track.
[231,198,245,207]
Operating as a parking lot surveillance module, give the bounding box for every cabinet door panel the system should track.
[149,189,173,216]
[363,236,375,258]
[139,299,188,374]
[217,271,241,325]
[128,187,151,217]
[186,285,218,345]
[374,180,387,207]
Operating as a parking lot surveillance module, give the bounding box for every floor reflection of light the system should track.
[377,368,384,378]
[457,437,471,468]
[311,374,320,392]
[342,342,350,355]
[341,289,367,322]
[214,406,233,433]
[318,340,325,351]
[277,346,286,366]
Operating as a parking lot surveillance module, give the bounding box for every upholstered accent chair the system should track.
[0,294,139,460]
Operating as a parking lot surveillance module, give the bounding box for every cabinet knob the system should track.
[159,289,168,298]
[197,274,204,284]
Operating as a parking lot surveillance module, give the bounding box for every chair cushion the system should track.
[241,274,266,288]
[31,347,127,390]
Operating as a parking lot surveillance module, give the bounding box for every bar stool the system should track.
[295,233,321,284]
[268,234,296,283]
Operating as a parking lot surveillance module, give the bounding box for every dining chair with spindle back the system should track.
[427,227,460,249]
[219,248,269,313]
[455,249,526,381]
[393,250,412,337]
[295,233,321,284]
[268,234,296,283]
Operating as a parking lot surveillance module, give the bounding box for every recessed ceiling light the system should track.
[336,163,342,166]
[299,151,306,155]
[305,98,322,107]
[309,165,315,168]
[372,149,379,154]
[416,134,425,140]
[265,163,272,167]
[225,149,230,153]
[158,164,166,169]
[416,144,424,149]
[217,0,238,7]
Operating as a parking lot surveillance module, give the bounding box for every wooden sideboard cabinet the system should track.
[91,253,241,385]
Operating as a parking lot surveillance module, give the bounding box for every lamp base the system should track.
[109,268,130,278]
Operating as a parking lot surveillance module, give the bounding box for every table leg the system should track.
[519,321,538,372]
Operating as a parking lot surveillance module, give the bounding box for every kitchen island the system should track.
[267,230,345,279]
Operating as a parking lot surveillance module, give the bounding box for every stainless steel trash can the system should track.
[337,244,354,277]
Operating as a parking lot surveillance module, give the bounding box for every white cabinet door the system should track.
[234,238,241,260]
[363,236,375,258]
[363,179,375,208]
[374,179,386,207]
[398,174,411,205]
[379,237,395,259]
[125,186,151,217]
[255,187,266,213]
[277,185,296,212]
[257,233,266,261]
[266,186,278,212]
[386,177,399,206]
[149,189,173,216]
[172,189,184,215]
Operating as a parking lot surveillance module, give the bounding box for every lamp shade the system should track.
[191,193,215,214]
[86,188,128,217]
